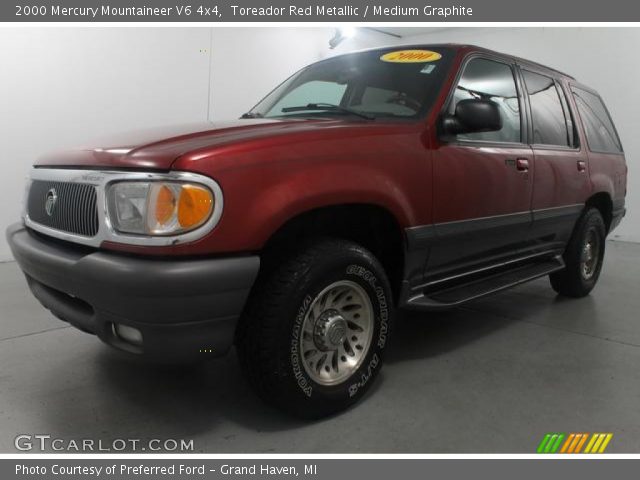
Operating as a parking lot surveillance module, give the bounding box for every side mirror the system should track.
[442,99,502,136]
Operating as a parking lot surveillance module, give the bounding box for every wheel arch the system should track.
[260,203,406,302]
[585,191,613,232]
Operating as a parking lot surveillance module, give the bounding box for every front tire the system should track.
[550,207,606,298]
[236,238,393,418]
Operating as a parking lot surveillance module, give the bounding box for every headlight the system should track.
[107,181,214,236]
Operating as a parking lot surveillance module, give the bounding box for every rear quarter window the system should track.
[572,87,622,154]
[523,70,573,147]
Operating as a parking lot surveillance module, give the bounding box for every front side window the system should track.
[249,48,454,120]
[572,87,622,153]
[523,70,571,147]
[450,58,521,143]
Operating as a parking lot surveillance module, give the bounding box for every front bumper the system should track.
[6,223,260,362]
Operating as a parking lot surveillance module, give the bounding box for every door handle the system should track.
[516,158,529,172]
[577,160,587,172]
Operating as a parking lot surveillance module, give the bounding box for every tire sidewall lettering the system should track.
[290,294,313,397]
[348,352,379,398]
[346,264,389,349]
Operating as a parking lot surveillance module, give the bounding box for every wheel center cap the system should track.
[314,309,347,351]
[583,242,595,263]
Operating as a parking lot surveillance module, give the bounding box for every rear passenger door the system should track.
[520,67,590,251]
[429,56,535,277]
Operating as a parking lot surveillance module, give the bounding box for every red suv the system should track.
[7,45,627,417]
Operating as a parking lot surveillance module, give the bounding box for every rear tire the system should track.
[550,207,606,298]
[236,238,393,419]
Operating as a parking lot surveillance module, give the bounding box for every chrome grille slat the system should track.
[88,185,97,234]
[78,184,85,235]
[62,182,70,232]
[71,182,77,234]
[27,180,99,237]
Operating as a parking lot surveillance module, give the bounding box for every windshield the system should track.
[248,47,454,120]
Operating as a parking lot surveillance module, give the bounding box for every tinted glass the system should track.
[268,81,348,116]
[523,70,570,147]
[250,48,454,119]
[451,58,521,143]
[572,87,622,153]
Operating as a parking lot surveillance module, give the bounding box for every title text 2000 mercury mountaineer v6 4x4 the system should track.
[7,45,627,417]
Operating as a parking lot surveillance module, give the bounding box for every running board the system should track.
[405,255,565,310]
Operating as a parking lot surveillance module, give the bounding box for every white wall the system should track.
[209,27,331,120]
[1,27,638,262]
[334,27,640,242]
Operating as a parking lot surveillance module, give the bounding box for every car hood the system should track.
[35,118,348,170]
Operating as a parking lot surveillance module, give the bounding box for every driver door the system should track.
[428,55,534,278]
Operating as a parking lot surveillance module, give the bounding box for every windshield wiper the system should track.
[240,112,263,119]
[280,103,375,120]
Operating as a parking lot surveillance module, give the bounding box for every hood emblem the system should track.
[45,188,58,217]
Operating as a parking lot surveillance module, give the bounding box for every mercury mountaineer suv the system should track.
[7,45,627,417]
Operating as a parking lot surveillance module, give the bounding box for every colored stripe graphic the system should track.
[598,433,613,453]
[538,433,613,453]
[563,433,588,453]
[560,433,575,453]
[537,433,565,453]
[550,433,565,453]
[537,434,553,453]
[584,433,613,453]
[575,433,589,453]
[584,433,598,453]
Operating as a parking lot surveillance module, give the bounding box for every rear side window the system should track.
[572,87,622,153]
[522,70,571,147]
[451,58,521,143]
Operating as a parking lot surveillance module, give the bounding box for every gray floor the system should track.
[1,241,639,453]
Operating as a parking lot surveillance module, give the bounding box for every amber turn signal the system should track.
[178,184,214,229]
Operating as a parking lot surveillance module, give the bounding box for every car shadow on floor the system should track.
[92,309,519,429]
[385,307,514,364]
[384,280,587,364]
[37,283,570,446]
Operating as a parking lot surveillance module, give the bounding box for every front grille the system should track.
[27,180,99,237]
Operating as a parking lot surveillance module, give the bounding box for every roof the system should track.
[327,43,576,81]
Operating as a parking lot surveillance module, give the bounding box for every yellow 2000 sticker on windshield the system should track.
[380,50,442,63]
